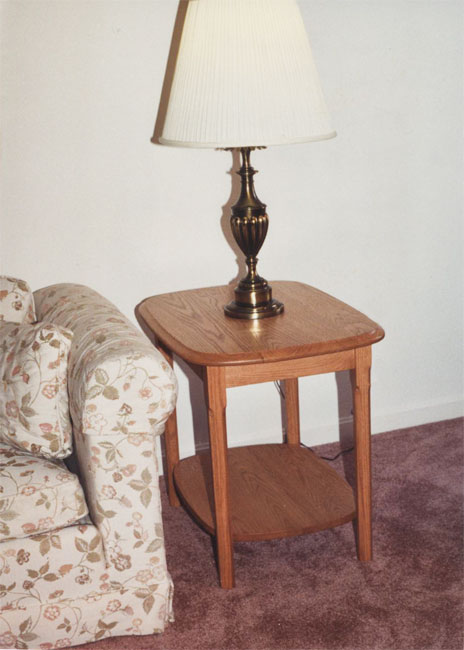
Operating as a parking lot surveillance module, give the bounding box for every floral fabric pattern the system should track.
[0,277,36,325]
[0,523,172,649]
[33,284,177,440]
[0,284,177,648]
[0,443,87,541]
[0,322,73,459]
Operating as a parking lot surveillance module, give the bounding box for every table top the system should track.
[137,281,384,367]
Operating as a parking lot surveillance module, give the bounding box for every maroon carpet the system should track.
[76,418,463,650]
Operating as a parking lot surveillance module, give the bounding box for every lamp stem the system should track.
[224,147,284,319]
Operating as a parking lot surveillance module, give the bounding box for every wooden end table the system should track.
[137,281,384,589]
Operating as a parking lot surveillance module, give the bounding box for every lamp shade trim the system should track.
[158,131,337,149]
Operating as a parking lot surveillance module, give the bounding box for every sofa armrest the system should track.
[33,284,177,589]
[34,284,177,439]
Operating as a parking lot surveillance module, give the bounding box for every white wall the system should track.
[1,1,462,461]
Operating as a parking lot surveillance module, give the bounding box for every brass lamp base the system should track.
[225,278,283,320]
[224,147,284,320]
[225,299,284,320]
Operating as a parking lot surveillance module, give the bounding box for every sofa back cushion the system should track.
[0,276,36,324]
[0,321,73,459]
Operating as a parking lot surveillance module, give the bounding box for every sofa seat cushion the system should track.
[0,276,36,324]
[0,443,88,541]
[0,321,73,459]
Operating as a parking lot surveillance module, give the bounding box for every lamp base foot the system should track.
[224,298,284,320]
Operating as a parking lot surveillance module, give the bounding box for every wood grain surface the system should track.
[173,444,356,542]
[204,366,235,588]
[137,281,384,366]
[351,346,373,561]
[224,349,355,387]
[283,378,300,446]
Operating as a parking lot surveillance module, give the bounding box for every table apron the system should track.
[224,349,356,387]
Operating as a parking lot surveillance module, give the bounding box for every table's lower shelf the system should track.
[173,444,356,542]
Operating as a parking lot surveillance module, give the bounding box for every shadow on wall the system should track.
[150,1,247,288]
[220,149,248,286]
[336,370,355,487]
[151,0,188,146]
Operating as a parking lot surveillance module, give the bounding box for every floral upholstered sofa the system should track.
[0,277,177,649]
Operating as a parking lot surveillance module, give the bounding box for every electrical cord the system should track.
[274,381,354,462]
[300,441,354,462]
[274,381,285,399]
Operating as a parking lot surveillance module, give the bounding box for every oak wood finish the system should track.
[224,349,355,387]
[137,282,384,588]
[283,379,300,446]
[204,366,235,588]
[138,281,384,366]
[351,346,373,561]
[174,444,355,541]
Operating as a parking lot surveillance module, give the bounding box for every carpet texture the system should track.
[75,418,463,650]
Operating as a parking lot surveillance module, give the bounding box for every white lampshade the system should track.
[159,0,336,148]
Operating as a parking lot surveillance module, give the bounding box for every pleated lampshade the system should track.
[160,0,336,148]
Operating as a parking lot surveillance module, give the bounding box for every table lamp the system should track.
[157,0,335,319]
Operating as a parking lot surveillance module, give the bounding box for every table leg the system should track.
[351,345,372,561]
[204,366,235,588]
[283,378,300,446]
[164,410,181,507]
[158,345,181,508]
